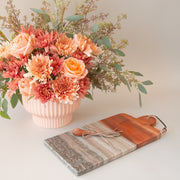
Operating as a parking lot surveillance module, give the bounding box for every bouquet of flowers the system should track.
[0,0,153,119]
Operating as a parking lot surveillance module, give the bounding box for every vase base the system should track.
[32,115,72,128]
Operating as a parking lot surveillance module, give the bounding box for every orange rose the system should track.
[19,78,36,97]
[63,57,88,79]
[11,33,35,58]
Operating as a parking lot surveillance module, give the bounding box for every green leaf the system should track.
[92,24,99,32]
[111,49,125,56]
[119,75,131,92]
[66,15,84,22]
[96,39,103,46]
[119,75,127,85]
[1,90,7,98]
[2,99,8,113]
[102,36,112,48]
[139,92,142,107]
[0,30,9,42]
[129,71,143,76]
[138,84,147,94]
[0,111,10,119]
[85,92,93,100]
[93,36,100,44]
[114,64,122,71]
[42,14,50,23]
[142,80,153,85]
[126,82,131,92]
[28,96,35,101]
[0,75,4,81]
[30,8,50,23]
[99,64,108,71]
[30,8,46,15]
[10,94,18,109]
[17,93,23,104]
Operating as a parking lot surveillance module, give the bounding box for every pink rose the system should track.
[0,42,12,59]
[19,78,36,97]
[11,33,35,58]
[63,57,88,80]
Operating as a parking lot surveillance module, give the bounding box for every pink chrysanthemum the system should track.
[78,77,90,98]
[7,70,25,98]
[71,49,92,66]
[34,29,59,51]
[34,82,55,104]
[50,54,64,76]
[20,25,35,35]
[2,57,25,79]
[52,75,79,104]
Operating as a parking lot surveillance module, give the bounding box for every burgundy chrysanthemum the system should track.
[34,82,55,104]
[78,77,90,98]
[71,49,92,66]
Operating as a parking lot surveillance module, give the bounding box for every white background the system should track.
[0,0,180,180]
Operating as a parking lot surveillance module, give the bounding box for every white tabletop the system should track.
[0,85,180,180]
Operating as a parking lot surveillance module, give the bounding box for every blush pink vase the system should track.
[22,96,81,128]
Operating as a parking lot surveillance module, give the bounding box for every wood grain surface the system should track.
[100,113,161,148]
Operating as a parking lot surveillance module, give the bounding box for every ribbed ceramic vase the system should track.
[22,96,81,128]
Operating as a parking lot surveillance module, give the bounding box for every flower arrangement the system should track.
[0,0,153,119]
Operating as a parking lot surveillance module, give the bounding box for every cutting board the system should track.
[44,113,165,176]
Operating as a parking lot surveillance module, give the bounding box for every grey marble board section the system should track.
[44,121,136,176]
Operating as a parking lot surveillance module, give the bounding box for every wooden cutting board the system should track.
[44,113,165,176]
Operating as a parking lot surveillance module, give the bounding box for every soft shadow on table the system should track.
[72,90,137,127]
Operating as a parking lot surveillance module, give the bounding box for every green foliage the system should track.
[10,94,18,108]
[129,71,143,76]
[0,30,9,42]
[99,64,108,71]
[0,111,10,119]
[114,64,122,71]
[102,36,112,48]
[138,84,147,94]
[142,80,153,85]
[85,92,93,100]
[30,8,47,15]
[0,96,10,120]
[2,99,8,113]
[92,24,99,32]
[111,49,125,56]
[30,8,50,23]
[66,15,84,22]
[139,93,142,107]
